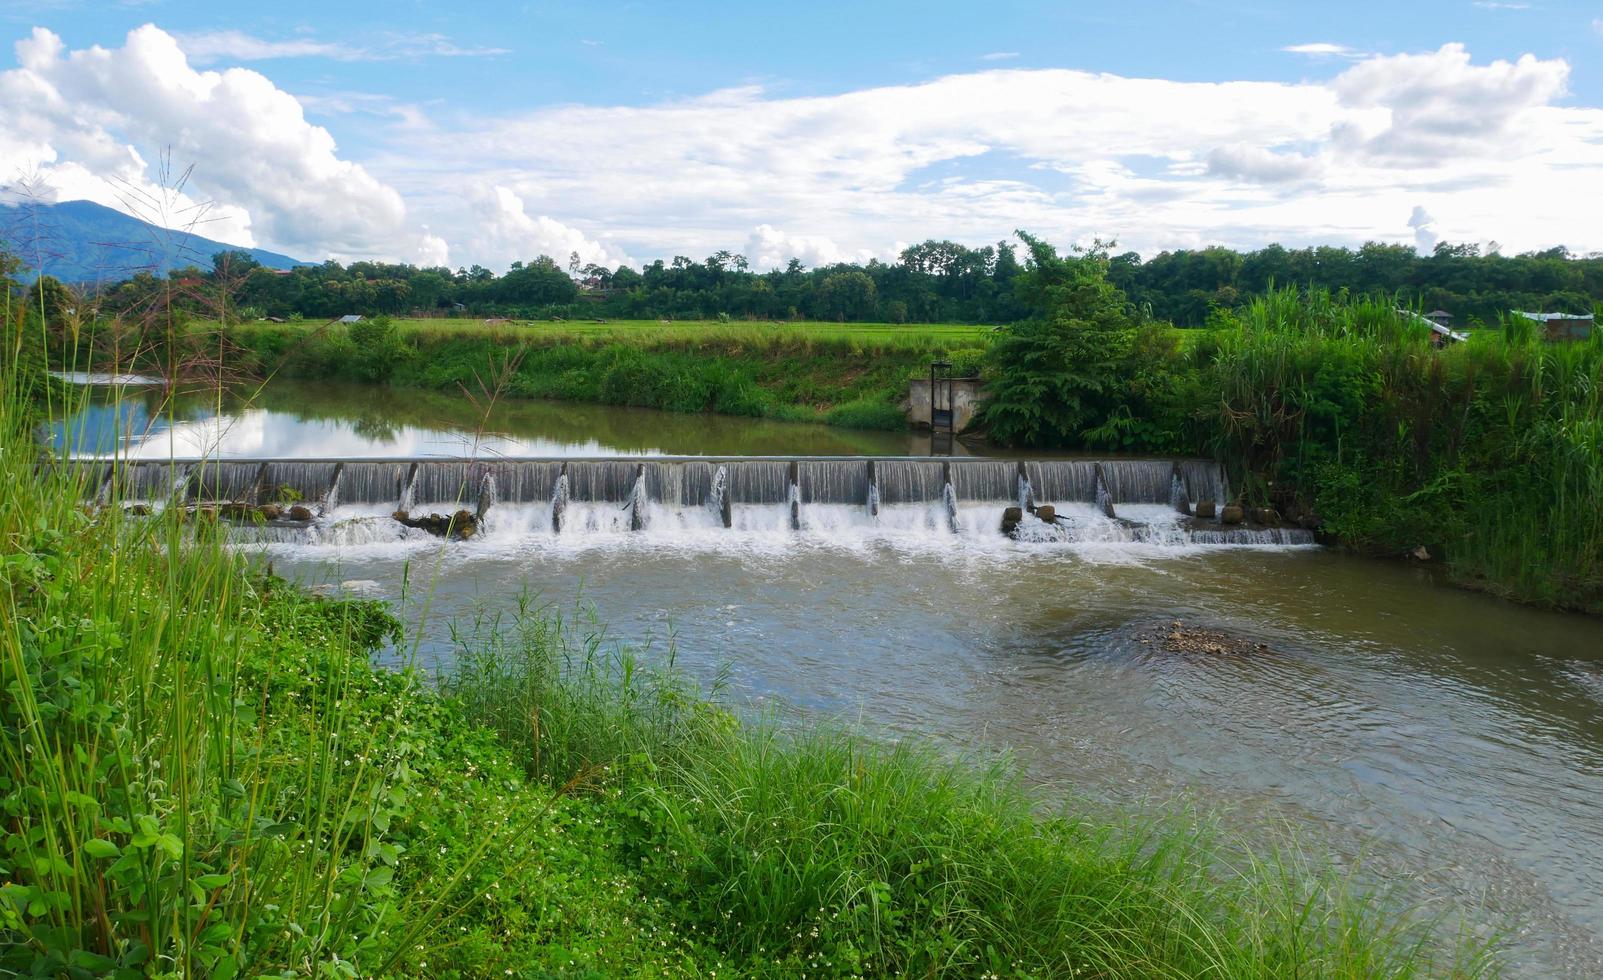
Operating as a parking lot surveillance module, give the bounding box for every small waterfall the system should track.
[788,480,801,531]
[707,465,732,528]
[873,459,946,504]
[550,469,569,533]
[798,460,869,504]
[942,481,960,533]
[628,465,649,531]
[398,462,420,512]
[1169,470,1191,515]
[1017,464,1035,511]
[947,460,1016,501]
[1093,464,1117,519]
[319,463,345,517]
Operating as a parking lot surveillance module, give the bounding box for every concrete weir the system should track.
[67,455,1310,545]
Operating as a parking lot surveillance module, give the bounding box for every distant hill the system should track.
[0,199,306,284]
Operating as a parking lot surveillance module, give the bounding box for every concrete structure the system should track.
[907,377,984,431]
[1514,311,1594,342]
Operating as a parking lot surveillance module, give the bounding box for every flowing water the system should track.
[51,378,1603,975]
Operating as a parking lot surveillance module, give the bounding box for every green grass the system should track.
[1,351,1494,976]
[211,316,995,349]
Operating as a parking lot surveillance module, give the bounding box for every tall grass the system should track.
[1204,288,1603,609]
[442,605,1491,978]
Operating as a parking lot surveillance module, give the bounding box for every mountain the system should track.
[0,199,306,284]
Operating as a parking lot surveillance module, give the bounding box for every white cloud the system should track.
[175,30,362,63]
[1283,42,1363,58]
[174,29,509,65]
[1207,144,1322,183]
[745,224,882,270]
[1473,2,1531,9]
[1408,205,1438,253]
[0,24,437,261]
[466,185,624,270]
[8,28,1603,269]
[980,52,1020,61]
[1330,43,1569,163]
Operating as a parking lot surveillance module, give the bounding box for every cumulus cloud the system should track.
[1408,205,1438,253]
[0,24,434,260]
[467,185,623,269]
[745,224,882,270]
[1330,43,1569,164]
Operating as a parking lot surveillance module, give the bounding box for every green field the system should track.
[263,316,996,350]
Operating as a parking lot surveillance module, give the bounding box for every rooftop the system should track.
[1514,311,1595,322]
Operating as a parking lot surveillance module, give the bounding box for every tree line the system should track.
[19,237,1603,328]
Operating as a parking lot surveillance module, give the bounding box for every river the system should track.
[52,377,1603,975]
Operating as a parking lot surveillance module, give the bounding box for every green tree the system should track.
[981,233,1143,446]
[815,270,876,321]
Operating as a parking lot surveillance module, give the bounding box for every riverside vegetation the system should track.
[23,224,1603,612]
[0,349,1492,975]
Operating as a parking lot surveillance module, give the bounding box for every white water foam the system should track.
[230,497,1315,566]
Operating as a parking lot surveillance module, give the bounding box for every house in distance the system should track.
[1514,310,1594,342]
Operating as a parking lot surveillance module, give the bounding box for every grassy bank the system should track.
[2,372,1488,976]
[1198,292,1603,612]
[161,318,992,432]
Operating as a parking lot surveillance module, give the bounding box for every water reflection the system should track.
[48,379,938,458]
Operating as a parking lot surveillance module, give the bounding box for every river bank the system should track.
[210,317,986,432]
[3,368,1490,976]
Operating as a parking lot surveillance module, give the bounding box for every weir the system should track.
[68,455,1306,546]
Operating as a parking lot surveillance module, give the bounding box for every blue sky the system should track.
[4,1,1603,268]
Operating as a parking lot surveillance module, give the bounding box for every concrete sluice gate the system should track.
[72,456,1315,548]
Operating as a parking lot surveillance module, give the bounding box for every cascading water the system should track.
[398,462,420,512]
[942,481,959,533]
[77,456,1309,551]
[706,465,731,528]
[319,463,345,517]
